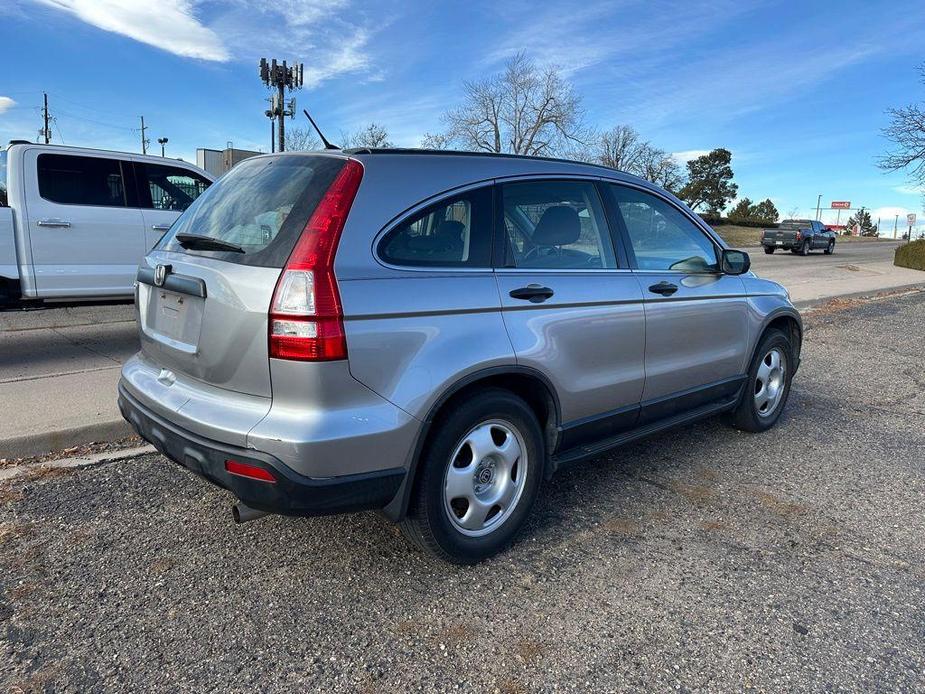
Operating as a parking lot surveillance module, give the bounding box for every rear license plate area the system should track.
[142,286,204,354]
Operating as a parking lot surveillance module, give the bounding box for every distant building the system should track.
[196,145,262,178]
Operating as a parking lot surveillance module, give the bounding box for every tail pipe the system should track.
[232,501,269,524]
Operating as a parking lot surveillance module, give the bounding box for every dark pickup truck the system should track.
[761,219,836,255]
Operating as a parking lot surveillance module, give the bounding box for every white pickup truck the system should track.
[0,142,213,304]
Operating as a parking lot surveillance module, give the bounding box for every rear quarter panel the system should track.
[339,273,515,419]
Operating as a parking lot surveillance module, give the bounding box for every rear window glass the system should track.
[158,155,345,268]
[0,150,7,206]
[779,220,810,230]
[37,153,127,207]
[378,187,493,267]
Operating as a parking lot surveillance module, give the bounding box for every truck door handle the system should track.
[648,281,679,296]
[151,224,172,232]
[37,219,71,228]
[509,285,554,303]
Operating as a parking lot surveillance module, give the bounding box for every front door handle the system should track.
[151,224,172,232]
[37,219,71,228]
[648,281,679,296]
[509,284,554,303]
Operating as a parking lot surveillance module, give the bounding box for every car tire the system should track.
[729,329,794,433]
[799,240,810,256]
[400,389,544,564]
[764,247,775,254]
[824,241,835,255]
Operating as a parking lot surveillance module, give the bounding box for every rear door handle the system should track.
[648,281,679,296]
[151,224,172,232]
[509,284,554,303]
[37,219,71,228]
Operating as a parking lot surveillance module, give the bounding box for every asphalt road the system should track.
[748,239,922,305]
[2,291,923,691]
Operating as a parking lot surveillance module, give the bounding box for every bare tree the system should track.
[443,52,585,156]
[285,126,321,152]
[420,132,453,150]
[637,146,684,193]
[342,122,394,149]
[596,125,647,171]
[879,63,925,184]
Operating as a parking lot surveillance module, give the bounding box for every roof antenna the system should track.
[303,108,339,150]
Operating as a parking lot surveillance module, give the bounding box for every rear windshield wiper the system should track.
[175,233,245,254]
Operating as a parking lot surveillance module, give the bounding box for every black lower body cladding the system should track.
[118,384,405,517]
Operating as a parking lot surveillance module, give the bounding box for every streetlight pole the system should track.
[815,194,822,221]
[157,137,168,157]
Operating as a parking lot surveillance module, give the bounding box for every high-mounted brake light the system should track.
[269,159,363,361]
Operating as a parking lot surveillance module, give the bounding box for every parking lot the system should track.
[2,290,923,691]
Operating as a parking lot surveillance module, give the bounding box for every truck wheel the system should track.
[728,329,794,433]
[764,247,775,254]
[824,241,835,255]
[799,240,810,256]
[400,389,543,564]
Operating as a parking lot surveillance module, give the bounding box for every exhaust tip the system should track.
[232,501,269,524]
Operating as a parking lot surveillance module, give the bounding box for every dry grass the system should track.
[602,517,641,536]
[711,225,896,249]
[700,519,730,532]
[0,483,25,505]
[753,490,808,519]
[669,480,715,505]
[514,638,545,665]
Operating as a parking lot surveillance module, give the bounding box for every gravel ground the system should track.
[2,293,924,692]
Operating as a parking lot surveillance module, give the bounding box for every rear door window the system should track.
[501,179,616,269]
[137,163,211,211]
[378,187,493,267]
[37,153,127,207]
[158,155,345,268]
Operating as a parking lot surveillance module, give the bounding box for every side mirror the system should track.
[722,248,750,275]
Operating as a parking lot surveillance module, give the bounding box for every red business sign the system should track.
[831,201,851,209]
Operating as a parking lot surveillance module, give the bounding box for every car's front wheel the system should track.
[400,389,543,564]
[729,329,795,433]
[824,241,835,255]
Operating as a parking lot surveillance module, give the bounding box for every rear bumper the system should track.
[118,383,406,517]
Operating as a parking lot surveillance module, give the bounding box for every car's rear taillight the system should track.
[795,231,802,240]
[269,159,363,361]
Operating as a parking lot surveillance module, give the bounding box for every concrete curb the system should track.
[0,419,134,461]
[0,443,155,481]
[795,282,925,310]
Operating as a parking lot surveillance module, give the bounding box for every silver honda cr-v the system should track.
[119,149,801,563]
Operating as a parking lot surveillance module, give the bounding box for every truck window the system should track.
[37,153,127,207]
[138,162,211,212]
[0,150,7,207]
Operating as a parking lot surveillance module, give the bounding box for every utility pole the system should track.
[139,116,149,154]
[40,92,51,144]
[815,194,822,221]
[894,214,899,239]
[259,58,303,152]
[157,137,168,157]
[270,120,275,153]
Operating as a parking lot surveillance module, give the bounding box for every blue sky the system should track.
[1,0,924,232]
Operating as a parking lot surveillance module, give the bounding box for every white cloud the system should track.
[672,149,711,164]
[894,184,923,196]
[34,0,229,61]
[0,96,16,114]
